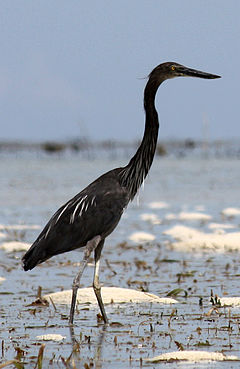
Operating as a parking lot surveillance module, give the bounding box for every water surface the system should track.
[0,155,240,368]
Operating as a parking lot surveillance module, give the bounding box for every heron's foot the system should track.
[93,284,109,324]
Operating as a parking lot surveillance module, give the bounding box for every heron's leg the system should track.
[69,235,101,325]
[93,239,109,324]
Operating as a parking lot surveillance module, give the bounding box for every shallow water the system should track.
[0,155,240,368]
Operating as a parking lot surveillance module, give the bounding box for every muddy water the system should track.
[0,155,240,368]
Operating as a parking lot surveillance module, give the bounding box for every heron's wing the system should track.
[39,186,127,247]
[23,171,129,269]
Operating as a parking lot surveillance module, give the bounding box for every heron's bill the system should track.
[178,66,221,79]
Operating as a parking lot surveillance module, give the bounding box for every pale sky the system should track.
[0,1,239,142]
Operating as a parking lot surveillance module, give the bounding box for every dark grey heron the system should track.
[22,62,220,324]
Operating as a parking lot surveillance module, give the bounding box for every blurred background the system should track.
[0,0,239,155]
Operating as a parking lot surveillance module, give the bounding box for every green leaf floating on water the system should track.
[167,288,188,297]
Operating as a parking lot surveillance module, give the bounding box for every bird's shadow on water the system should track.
[69,324,107,369]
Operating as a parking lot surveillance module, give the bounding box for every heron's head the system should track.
[149,62,221,84]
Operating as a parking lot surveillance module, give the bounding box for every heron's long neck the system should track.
[119,78,161,200]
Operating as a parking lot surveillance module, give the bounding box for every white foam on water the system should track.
[36,334,66,342]
[144,350,239,363]
[148,201,169,209]
[140,213,161,224]
[165,211,211,221]
[0,241,30,252]
[219,297,240,306]
[164,225,240,252]
[0,224,40,230]
[44,287,178,305]
[208,222,236,230]
[128,231,156,243]
[221,207,240,217]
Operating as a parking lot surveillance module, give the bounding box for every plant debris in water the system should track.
[1,156,240,368]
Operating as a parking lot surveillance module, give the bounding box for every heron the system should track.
[22,62,220,324]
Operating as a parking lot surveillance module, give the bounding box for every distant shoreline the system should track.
[0,138,239,159]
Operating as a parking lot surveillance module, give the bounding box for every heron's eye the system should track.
[171,65,176,71]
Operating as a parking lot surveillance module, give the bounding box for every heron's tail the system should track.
[22,241,48,271]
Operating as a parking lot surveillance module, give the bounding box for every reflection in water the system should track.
[95,325,107,369]
[69,324,107,368]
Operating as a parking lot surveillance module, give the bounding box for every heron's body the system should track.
[22,62,220,324]
[23,169,129,270]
